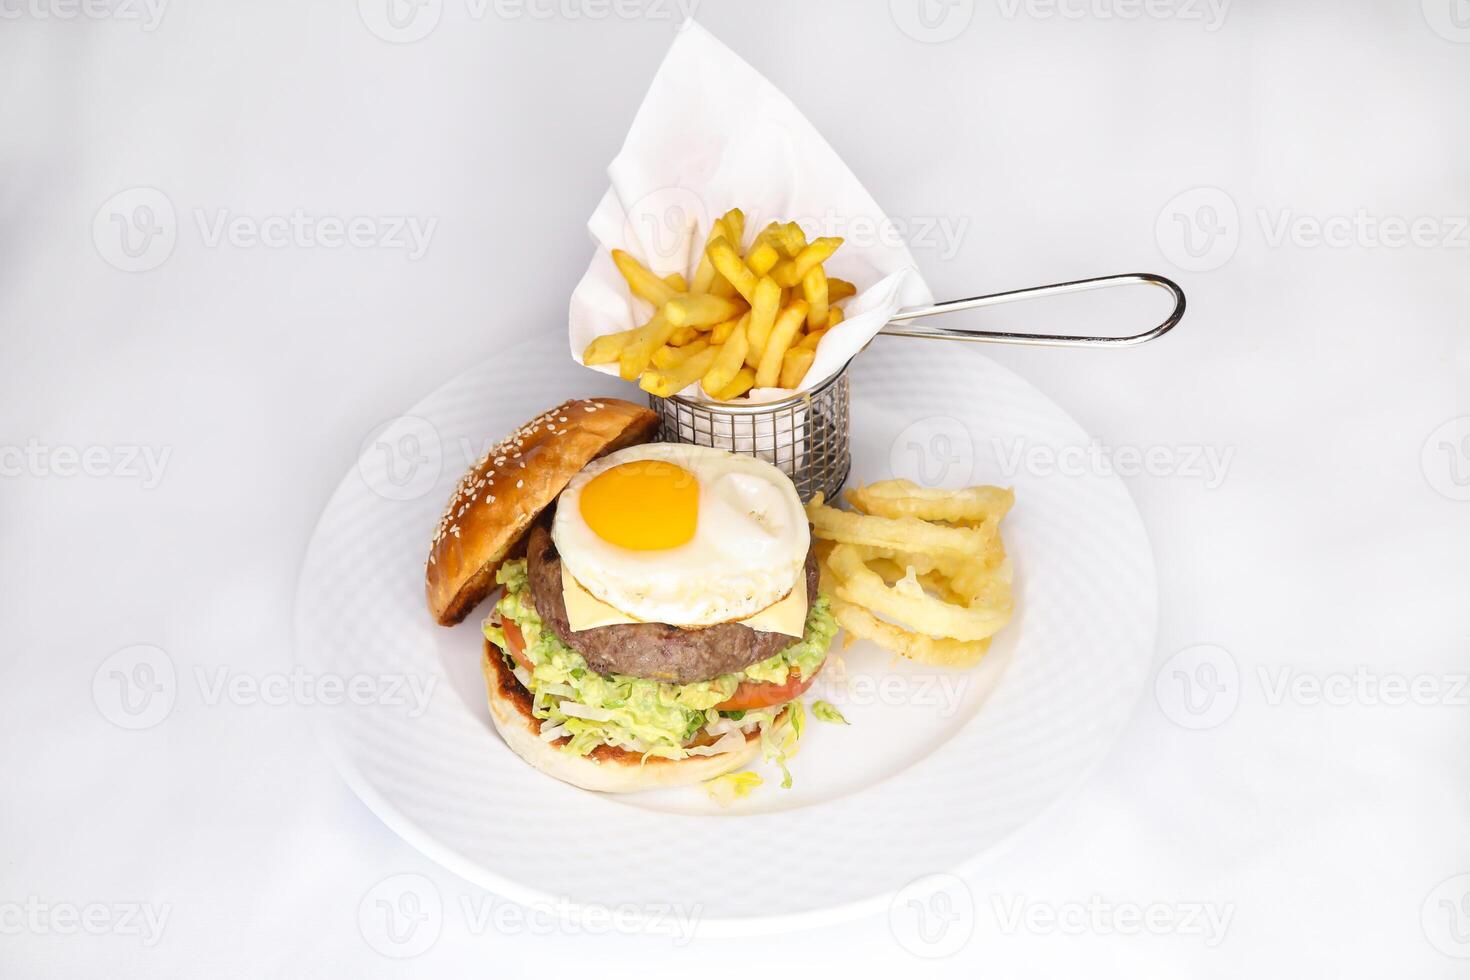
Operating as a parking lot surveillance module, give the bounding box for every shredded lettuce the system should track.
[705,771,763,806]
[487,560,835,764]
[812,700,850,725]
[761,699,804,788]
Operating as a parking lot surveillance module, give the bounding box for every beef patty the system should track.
[523,524,819,684]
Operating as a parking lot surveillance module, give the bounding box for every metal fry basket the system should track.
[649,367,851,502]
[649,272,1186,502]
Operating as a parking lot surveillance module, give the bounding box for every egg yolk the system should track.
[578,460,698,550]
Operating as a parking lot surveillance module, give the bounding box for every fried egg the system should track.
[550,444,809,626]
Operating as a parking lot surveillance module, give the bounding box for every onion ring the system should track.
[828,596,992,669]
[827,544,1010,642]
[805,499,987,556]
[846,480,1013,525]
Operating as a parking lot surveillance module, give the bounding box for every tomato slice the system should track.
[716,659,823,712]
[499,619,536,674]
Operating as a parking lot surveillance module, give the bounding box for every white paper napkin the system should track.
[567,21,935,403]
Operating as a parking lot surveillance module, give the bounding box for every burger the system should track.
[425,398,838,793]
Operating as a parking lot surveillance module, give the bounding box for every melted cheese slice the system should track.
[562,572,807,637]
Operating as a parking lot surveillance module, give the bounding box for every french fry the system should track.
[772,237,842,287]
[665,292,744,328]
[602,206,858,399]
[777,221,807,258]
[802,264,829,328]
[706,238,759,303]
[611,249,678,307]
[744,276,781,369]
[716,366,756,401]
[618,311,673,381]
[576,271,685,364]
[746,240,781,277]
[702,313,749,397]
[639,346,718,398]
[798,327,827,350]
[582,327,638,365]
[720,208,745,253]
[652,337,710,369]
[710,317,740,343]
[753,221,782,249]
[779,347,815,389]
[693,218,740,299]
[755,300,809,388]
[708,271,739,300]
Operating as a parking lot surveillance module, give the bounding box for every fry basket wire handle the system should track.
[880,272,1186,348]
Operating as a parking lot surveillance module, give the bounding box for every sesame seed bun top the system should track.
[425,397,660,626]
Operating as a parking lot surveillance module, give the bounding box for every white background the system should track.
[3,0,1468,975]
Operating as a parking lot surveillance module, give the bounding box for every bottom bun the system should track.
[481,640,761,793]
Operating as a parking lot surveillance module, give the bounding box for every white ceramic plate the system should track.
[295,338,1157,933]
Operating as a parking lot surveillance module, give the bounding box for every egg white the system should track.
[550,443,810,627]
